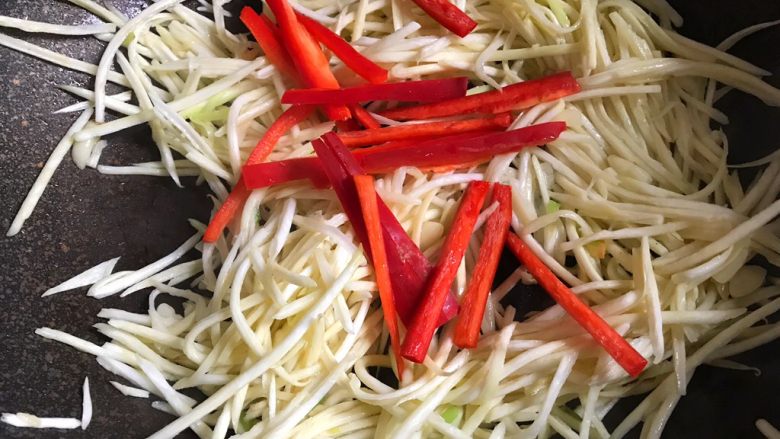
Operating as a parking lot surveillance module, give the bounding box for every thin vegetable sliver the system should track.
[401,180,490,363]
[354,174,404,376]
[315,132,458,326]
[336,113,512,148]
[281,77,469,105]
[381,72,581,120]
[454,183,512,349]
[265,0,350,120]
[296,13,388,85]
[242,122,567,189]
[203,105,314,243]
[506,233,648,377]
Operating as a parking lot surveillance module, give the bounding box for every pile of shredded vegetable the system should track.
[3,0,780,438]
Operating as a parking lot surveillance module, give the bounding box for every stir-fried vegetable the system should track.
[382,71,581,120]
[313,133,458,326]
[454,183,512,348]
[240,7,298,81]
[336,113,512,148]
[203,105,314,243]
[410,0,478,37]
[265,0,350,120]
[296,13,388,85]
[354,175,405,375]
[350,105,381,129]
[242,122,566,188]
[281,77,469,105]
[507,233,649,377]
[402,181,490,363]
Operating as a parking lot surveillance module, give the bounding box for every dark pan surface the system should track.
[0,1,778,438]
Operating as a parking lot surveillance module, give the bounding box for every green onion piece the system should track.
[441,405,463,424]
[122,32,135,47]
[189,106,229,125]
[546,199,561,214]
[547,0,570,26]
[182,87,245,119]
[239,411,258,432]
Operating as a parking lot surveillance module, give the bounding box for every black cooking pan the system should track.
[0,1,778,438]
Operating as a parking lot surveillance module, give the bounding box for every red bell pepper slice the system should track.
[295,13,388,85]
[350,105,381,129]
[203,105,314,243]
[354,174,404,376]
[313,132,458,326]
[335,118,362,132]
[369,129,496,151]
[381,72,581,121]
[203,183,251,244]
[355,123,548,173]
[453,183,512,349]
[246,105,315,165]
[281,77,469,105]
[265,0,350,121]
[411,0,477,37]
[240,7,299,81]
[336,113,512,148]
[242,122,566,189]
[506,233,648,377]
[401,180,490,363]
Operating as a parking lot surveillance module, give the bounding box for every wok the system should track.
[0,0,778,437]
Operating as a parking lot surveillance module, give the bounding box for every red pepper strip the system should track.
[325,133,459,325]
[381,72,581,121]
[246,105,315,166]
[337,113,512,149]
[357,121,564,173]
[371,129,496,151]
[239,7,298,81]
[424,159,485,174]
[410,0,477,37]
[401,181,490,363]
[453,184,512,349]
[335,118,361,132]
[203,183,251,244]
[506,233,648,377]
[354,175,405,376]
[314,132,458,326]
[242,122,566,189]
[310,136,367,242]
[295,13,388,85]
[261,14,283,41]
[282,77,469,105]
[350,105,381,129]
[242,132,489,189]
[380,199,458,327]
[203,105,314,243]
[265,0,350,121]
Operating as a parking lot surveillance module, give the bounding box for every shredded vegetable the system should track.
[81,377,92,430]
[1,413,81,430]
